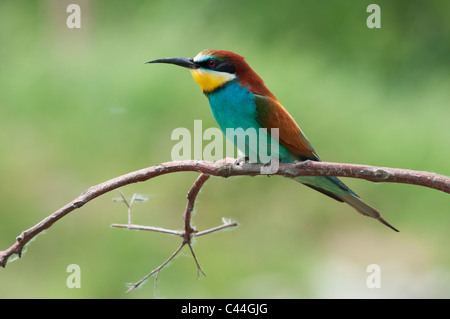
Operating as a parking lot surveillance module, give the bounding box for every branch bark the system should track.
[1,158,449,268]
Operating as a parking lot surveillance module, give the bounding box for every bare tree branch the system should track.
[1,159,449,268]
[113,174,235,294]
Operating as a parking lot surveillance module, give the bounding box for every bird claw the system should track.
[234,156,250,166]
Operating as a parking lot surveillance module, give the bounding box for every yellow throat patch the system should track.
[190,68,236,93]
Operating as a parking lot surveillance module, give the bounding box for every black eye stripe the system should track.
[199,59,236,74]
[216,61,236,73]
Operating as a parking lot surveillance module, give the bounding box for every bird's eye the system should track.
[208,59,217,68]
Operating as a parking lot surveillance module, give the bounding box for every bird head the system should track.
[147,50,276,99]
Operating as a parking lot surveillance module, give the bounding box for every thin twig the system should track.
[110,219,239,238]
[110,224,182,236]
[196,220,239,237]
[114,191,147,225]
[154,269,159,298]
[116,191,133,225]
[187,242,206,278]
[125,242,185,294]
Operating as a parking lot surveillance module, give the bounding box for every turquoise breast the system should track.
[206,80,296,163]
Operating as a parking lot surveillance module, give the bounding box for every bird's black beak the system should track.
[146,57,199,69]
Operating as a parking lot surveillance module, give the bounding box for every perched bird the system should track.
[147,50,398,232]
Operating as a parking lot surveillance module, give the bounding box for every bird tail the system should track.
[334,191,399,232]
[295,176,399,232]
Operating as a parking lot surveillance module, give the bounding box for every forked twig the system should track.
[112,174,237,294]
[124,242,184,294]
[115,219,238,294]
[113,191,148,225]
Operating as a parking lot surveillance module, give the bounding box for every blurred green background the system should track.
[1,0,449,298]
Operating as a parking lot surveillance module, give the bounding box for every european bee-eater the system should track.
[147,50,398,232]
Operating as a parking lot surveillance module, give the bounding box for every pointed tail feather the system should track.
[335,192,399,232]
[295,176,398,232]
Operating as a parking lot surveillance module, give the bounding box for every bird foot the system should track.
[234,156,250,166]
